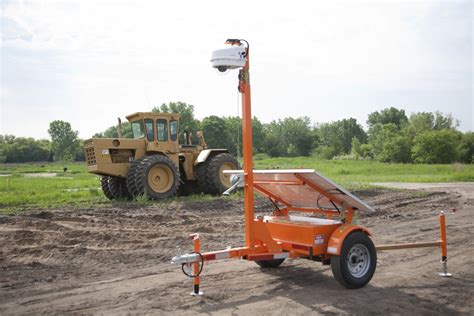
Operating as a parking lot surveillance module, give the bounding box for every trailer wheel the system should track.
[330,231,376,289]
[197,153,238,195]
[135,155,180,200]
[100,176,115,200]
[255,258,285,268]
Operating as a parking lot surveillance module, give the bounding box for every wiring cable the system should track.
[181,252,204,278]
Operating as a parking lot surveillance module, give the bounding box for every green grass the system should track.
[254,157,474,186]
[0,163,106,213]
[0,159,472,213]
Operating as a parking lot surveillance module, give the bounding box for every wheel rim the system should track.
[346,244,371,278]
[219,162,236,187]
[147,164,173,193]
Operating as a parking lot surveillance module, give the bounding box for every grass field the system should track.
[0,158,473,213]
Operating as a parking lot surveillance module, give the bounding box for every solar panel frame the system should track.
[224,169,376,213]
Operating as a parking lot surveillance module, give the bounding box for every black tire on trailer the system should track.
[108,176,133,200]
[255,258,285,268]
[100,176,115,200]
[197,153,239,195]
[330,231,377,289]
[134,155,180,200]
[126,158,142,197]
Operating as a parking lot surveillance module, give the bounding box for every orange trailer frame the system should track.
[171,39,453,295]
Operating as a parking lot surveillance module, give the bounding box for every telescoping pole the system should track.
[239,44,255,248]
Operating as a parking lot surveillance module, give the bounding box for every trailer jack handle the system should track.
[375,210,455,277]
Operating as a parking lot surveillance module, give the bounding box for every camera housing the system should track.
[210,45,247,72]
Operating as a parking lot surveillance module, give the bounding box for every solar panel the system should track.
[224,169,376,213]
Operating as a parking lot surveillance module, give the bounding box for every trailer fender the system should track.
[326,225,372,256]
[194,149,228,166]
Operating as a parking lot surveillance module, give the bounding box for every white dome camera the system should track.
[210,45,247,72]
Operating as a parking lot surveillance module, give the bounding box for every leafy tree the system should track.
[317,118,367,158]
[457,132,474,164]
[283,117,314,156]
[368,123,412,163]
[48,120,80,161]
[359,143,374,159]
[200,116,233,149]
[367,107,408,130]
[408,112,435,135]
[0,136,52,162]
[408,111,458,136]
[263,121,285,157]
[263,117,314,157]
[251,117,266,154]
[152,101,200,143]
[350,137,362,159]
[412,129,461,163]
[433,112,459,130]
[74,139,86,161]
[222,116,241,155]
[221,116,265,156]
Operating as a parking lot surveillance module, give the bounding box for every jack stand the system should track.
[438,258,452,277]
[438,211,452,277]
[190,234,203,296]
[191,284,203,296]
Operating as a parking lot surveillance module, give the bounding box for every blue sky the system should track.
[1,0,472,139]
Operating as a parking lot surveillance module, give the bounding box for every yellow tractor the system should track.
[83,112,238,200]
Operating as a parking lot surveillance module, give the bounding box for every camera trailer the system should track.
[171,39,453,295]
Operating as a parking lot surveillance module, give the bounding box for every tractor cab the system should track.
[126,112,180,155]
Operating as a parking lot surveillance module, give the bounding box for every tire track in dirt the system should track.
[0,187,473,314]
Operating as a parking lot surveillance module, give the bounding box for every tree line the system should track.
[0,121,84,163]
[1,102,472,164]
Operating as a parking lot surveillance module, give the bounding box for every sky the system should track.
[0,0,472,139]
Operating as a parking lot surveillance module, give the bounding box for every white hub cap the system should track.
[347,244,371,278]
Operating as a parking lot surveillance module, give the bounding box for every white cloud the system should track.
[0,0,472,138]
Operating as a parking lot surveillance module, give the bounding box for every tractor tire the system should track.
[330,231,377,289]
[255,258,285,268]
[197,153,239,195]
[134,155,180,200]
[126,158,143,197]
[108,176,133,200]
[178,180,200,196]
[100,176,115,200]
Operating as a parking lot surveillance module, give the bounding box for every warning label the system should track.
[314,235,324,245]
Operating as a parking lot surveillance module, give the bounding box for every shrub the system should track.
[412,129,461,163]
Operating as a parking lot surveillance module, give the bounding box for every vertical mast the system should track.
[239,46,254,248]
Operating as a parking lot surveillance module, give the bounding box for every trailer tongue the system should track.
[171,39,453,295]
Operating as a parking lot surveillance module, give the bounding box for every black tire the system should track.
[134,155,180,200]
[100,176,115,200]
[331,231,377,289]
[255,258,285,268]
[108,176,133,200]
[197,153,238,195]
[126,158,143,197]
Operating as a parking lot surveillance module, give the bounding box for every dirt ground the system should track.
[0,183,473,315]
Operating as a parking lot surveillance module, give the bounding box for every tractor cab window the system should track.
[131,120,145,139]
[156,119,168,141]
[144,118,154,141]
[170,120,178,141]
